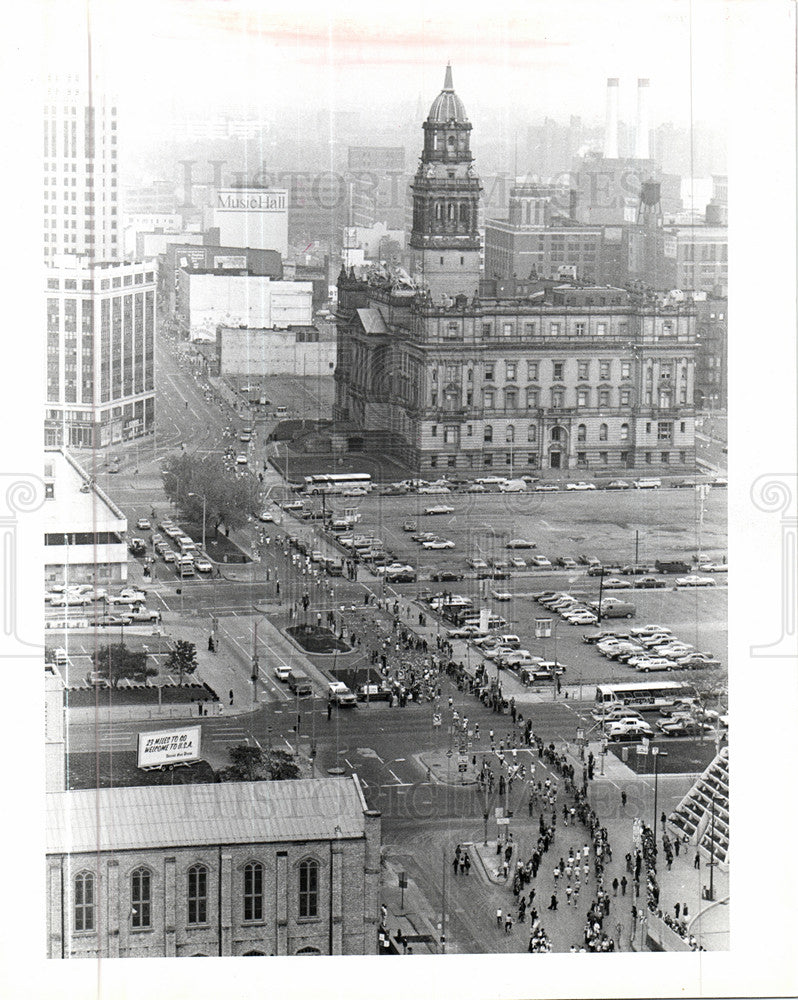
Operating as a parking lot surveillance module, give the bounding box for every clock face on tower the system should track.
[409,65,482,301]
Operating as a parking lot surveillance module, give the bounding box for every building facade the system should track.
[46,777,381,958]
[334,70,698,475]
[213,187,289,258]
[44,75,119,263]
[45,258,156,448]
[694,295,727,409]
[43,449,128,586]
[217,324,335,377]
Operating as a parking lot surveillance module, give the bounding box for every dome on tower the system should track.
[427,64,469,124]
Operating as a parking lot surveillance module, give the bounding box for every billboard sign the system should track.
[137,726,201,768]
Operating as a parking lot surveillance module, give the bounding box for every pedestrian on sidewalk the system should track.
[694,852,701,869]
[620,876,628,896]
[327,701,333,721]
[612,877,619,897]
[504,913,513,933]
[674,902,680,919]
[547,894,558,911]
[452,855,459,876]
[621,790,627,808]
[496,908,502,928]
[229,690,233,706]
[208,635,215,652]
[463,855,471,876]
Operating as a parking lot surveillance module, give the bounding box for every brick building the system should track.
[46,776,381,958]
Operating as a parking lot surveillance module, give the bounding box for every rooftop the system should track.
[427,64,469,125]
[42,450,126,533]
[47,776,371,854]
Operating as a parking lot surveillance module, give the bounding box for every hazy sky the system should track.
[41,0,732,134]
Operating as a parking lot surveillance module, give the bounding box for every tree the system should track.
[166,639,198,685]
[217,744,301,782]
[161,452,260,538]
[93,644,156,688]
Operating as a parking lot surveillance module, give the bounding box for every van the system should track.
[589,599,636,619]
[53,647,69,668]
[287,669,312,697]
[498,479,527,493]
[655,559,691,574]
[177,536,197,554]
[276,405,288,418]
[498,634,520,649]
[176,556,195,578]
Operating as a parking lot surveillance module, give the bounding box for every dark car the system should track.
[356,683,393,702]
[620,565,656,576]
[634,576,668,589]
[128,540,146,556]
[431,570,464,582]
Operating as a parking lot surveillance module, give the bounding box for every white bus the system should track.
[303,473,373,495]
[595,680,698,713]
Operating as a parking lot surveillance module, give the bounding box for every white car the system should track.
[422,539,455,549]
[235,454,248,465]
[696,561,727,573]
[564,611,598,625]
[606,719,655,737]
[675,575,716,587]
[135,517,151,530]
[194,555,213,573]
[274,664,292,682]
[258,511,275,523]
[506,538,534,549]
[509,557,526,568]
[630,625,673,638]
[469,558,489,570]
[634,478,662,489]
[161,549,176,563]
[343,487,369,496]
[447,625,488,639]
[49,592,92,607]
[109,589,148,605]
[530,555,552,568]
[424,505,455,515]
[636,657,677,672]
[417,485,451,494]
[535,483,560,492]
[566,482,597,491]
[491,590,513,601]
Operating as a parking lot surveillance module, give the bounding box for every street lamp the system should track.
[188,492,207,553]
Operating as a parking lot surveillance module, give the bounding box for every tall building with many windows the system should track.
[334,68,697,474]
[43,75,119,262]
[45,258,155,448]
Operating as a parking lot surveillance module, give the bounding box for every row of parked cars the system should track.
[374,475,727,496]
[590,702,720,740]
[583,624,722,673]
[45,584,160,627]
[140,519,213,576]
[534,589,637,623]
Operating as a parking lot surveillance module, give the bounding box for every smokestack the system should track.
[635,78,650,159]
[604,78,619,159]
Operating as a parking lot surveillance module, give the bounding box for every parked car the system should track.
[91,614,133,628]
[675,575,716,587]
[630,625,673,638]
[424,505,455,515]
[604,479,631,490]
[135,517,151,530]
[194,555,213,573]
[636,657,677,673]
[676,653,722,669]
[634,478,662,489]
[564,611,598,625]
[430,570,463,582]
[258,511,275,522]
[606,719,654,738]
[530,556,552,568]
[506,538,535,549]
[586,564,605,576]
[49,592,92,607]
[491,590,513,601]
[127,607,162,623]
[601,577,634,590]
[695,561,727,573]
[128,539,147,556]
[566,481,597,491]
[422,538,455,549]
[535,483,560,492]
[508,557,526,568]
[402,520,417,532]
[620,565,656,576]
[556,557,579,569]
[634,576,668,589]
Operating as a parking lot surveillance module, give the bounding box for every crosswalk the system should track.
[203,720,255,746]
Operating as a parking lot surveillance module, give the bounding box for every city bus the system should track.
[594,680,698,713]
[303,473,373,495]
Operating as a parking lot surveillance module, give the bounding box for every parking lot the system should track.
[300,486,727,690]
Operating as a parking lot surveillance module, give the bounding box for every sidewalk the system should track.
[382,858,441,954]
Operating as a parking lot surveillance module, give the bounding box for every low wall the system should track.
[68,702,222,724]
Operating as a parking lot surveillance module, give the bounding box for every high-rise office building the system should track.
[43,74,119,263]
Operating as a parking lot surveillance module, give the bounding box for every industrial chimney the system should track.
[635,78,650,159]
[604,78,619,159]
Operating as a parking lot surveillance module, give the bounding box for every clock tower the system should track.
[409,65,482,301]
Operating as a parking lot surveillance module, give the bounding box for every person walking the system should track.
[496,908,502,928]
[612,877,619,897]
[463,855,471,876]
[694,851,701,870]
[504,913,514,934]
[674,902,680,920]
[620,875,628,897]
[547,894,558,911]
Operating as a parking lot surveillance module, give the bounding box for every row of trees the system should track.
[161,452,260,537]
[91,640,199,687]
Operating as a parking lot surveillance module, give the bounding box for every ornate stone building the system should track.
[333,68,698,475]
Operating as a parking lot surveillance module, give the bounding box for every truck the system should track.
[327,681,357,707]
[287,669,312,697]
[176,555,195,578]
[655,559,691,574]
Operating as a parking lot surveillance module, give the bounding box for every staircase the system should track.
[667,746,729,869]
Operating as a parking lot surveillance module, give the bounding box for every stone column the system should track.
[48,860,63,959]
[219,853,233,956]
[106,860,119,958]
[164,856,176,957]
[275,852,288,955]
[362,810,382,955]
[330,841,343,955]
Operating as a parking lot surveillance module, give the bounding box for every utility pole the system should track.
[440,845,447,955]
[597,566,605,624]
[634,529,639,567]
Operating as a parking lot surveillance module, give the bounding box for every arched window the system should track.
[577,424,587,442]
[447,134,455,148]
[74,871,95,932]
[131,867,152,929]
[525,202,531,224]
[298,860,319,918]
[460,203,469,226]
[296,946,321,956]
[599,423,608,441]
[243,862,264,922]
[187,864,208,925]
[506,425,515,444]
[527,424,537,443]
[551,427,561,442]
[435,202,442,221]
[620,422,629,442]
[484,425,493,443]
[447,202,454,222]
[244,950,266,956]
